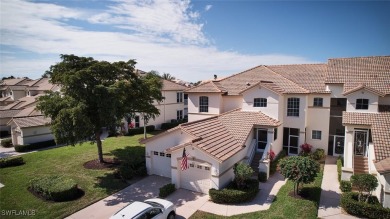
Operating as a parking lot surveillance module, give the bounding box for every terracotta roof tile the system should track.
[326,56,390,94]
[343,112,390,161]
[185,81,226,93]
[374,158,390,174]
[161,79,186,91]
[9,115,51,128]
[0,110,23,118]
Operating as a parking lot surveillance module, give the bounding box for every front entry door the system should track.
[289,135,299,155]
[257,129,268,152]
[354,130,368,157]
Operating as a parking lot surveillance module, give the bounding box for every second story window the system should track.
[356,99,369,110]
[135,116,140,128]
[199,96,209,112]
[177,92,183,103]
[287,97,300,117]
[254,98,267,107]
[177,110,183,120]
[313,97,323,107]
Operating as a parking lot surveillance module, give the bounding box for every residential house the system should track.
[125,79,188,130]
[142,56,390,209]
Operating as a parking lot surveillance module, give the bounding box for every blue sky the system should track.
[1,0,389,82]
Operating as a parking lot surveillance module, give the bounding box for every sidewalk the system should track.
[318,156,358,219]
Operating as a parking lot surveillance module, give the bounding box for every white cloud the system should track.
[205,5,212,11]
[0,0,315,82]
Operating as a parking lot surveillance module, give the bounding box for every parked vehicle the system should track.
[110,198,176,219]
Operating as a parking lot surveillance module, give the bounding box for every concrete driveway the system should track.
[67,175,209,219]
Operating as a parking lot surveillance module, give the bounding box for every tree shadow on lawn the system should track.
[93,146,146,194]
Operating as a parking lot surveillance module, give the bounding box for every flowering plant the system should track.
[300,143,313,156]
[268,149,275,161]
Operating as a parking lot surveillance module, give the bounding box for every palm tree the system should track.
[161,73,176,81]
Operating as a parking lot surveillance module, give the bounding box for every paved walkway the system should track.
[318,156,358,219]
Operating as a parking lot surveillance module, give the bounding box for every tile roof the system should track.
[342,84,386,97]
[185,81,227,93]
[0,95,42,110]
[0,96,13,102]
[27,78,57,91]
[13,106,43,117]
[0,110,23,118]
[186,65,314,95]
[1,78,29,86]
[326,56,390,94]
[9,115,51,128]
[7,85,28,91]
[162,79,186,91]
[374,157,390,174]
[343,112,390,162]
[149,109,281,162]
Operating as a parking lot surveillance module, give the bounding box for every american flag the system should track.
[181,148,188,171]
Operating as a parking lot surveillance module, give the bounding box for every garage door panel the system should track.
[151,152,171,178]
[180,164,211,194]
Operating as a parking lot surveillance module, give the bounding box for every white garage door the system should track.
[151,151,171,178]
[180,163,211,194]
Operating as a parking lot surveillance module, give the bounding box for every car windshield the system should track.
[144,201,164,209]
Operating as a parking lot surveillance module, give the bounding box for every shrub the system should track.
[270,150,287,175]
[0,157,25,168]
[29,175,79,201]
[115,154,146,180]
[1,138,12,148]
[159,183,176,198]
[258,172,267,182]
[312,148,325,160]
[337,156,343,182]
[299,143,313,156]
[127,125,155,136]
[341,192,390,219]
[279,156,320,195]
[161,122,180,130]
[351,174,378,202]
[209,179,258,204]
[234,163,254,189]
[14,140,56,152]
[340,180,352,192]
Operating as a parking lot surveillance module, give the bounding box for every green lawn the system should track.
[0,134,150,219]
[190,164,324,219]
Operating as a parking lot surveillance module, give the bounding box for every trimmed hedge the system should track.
[29,175,79,202]
[159,183,176,198]
[258,172,267,182]
[127,125,155,136]
[209,179,259,204]
[340,180,352,192]
[270,150,287,175]
[337,156,343,182]
[312,148,325,160]
[0,157,25,168]
[341,192,390,219]
[1,138,12,148]
[14,140,56,152]
[161,122,180,130]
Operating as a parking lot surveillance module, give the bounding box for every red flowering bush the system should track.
[268,150,275,161]
[300,143,313,156]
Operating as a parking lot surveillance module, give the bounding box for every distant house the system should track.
[125,79,188,130]
[142,56,390,209]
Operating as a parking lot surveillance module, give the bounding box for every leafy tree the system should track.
[233,162,254,189]
[1,75,15,80]
[279,156,320,195]
[37,54,163,163]
[41,71,51,78]
[161,73,175,81]
[351,174,378,203]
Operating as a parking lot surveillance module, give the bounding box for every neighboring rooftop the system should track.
[162,79,187,91]
[8,115,51,128]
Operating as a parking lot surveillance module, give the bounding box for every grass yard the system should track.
[190,163,324,219]
[0,133,152,219]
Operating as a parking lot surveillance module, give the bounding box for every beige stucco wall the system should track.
[242,86,280,120]
[326,84,344,98]
[306,94,331,153]
[346,90,379,113]
[221,95,242,113]
[188,93,222,122]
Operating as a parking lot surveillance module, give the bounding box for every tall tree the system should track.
[161,73,175,81]
[37,54,163,163]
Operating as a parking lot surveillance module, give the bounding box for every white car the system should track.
[110,198,176,219]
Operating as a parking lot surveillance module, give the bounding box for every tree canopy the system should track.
[37,54,163,162]
[161,73,175,81]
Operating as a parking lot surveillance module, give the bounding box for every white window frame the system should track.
[177,110,183,120]
[177,92,183,103]
[254,98,267,107]
[199,96,209,112]
[312,130,322,140]
[287,97,300,117]
[356,98,369,110]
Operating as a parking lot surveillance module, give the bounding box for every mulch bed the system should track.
[83,158,120,170]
